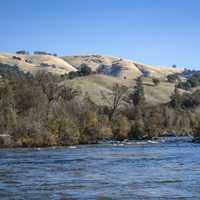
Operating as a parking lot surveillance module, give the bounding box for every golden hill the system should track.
[0,53,77,75]
[0,53,183,79]
[63,54,183,79]
[0,52,187,105]
[62,74,179,105]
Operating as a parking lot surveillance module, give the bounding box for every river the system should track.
[0,137,200,200]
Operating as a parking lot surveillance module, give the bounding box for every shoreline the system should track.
[0,136,194,149]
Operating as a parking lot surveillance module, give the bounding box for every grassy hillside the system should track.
[63,55,142,80]
[62,74,183,105]
[0,53,77,75]
[62,74,126,105]
[63,54,183,79]
[0,52,183,79]
[0,52,187,106]
[142,77,175,104]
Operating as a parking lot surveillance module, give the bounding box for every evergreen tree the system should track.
[129,119,145,139]
[79,64,92,76]
[170,87,181,108]
[131,77,145,107]
[0,82,16,132]
[128,77,146,139]
[192,120,200,139]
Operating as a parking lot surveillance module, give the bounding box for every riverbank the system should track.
[0,135,194,149]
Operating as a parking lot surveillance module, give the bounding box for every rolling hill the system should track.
[0,52,186,105]
[63,54,183,79]
[0,52,183,78]
[61,74,181,105]
[0,53,77,75]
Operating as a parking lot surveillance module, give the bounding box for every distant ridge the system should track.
[0,53,77,75]
[0,52,183,78]
[63,54,183,79]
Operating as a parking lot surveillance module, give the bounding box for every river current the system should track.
[0,137,200,200]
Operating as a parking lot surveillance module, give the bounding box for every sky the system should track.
[0,0,199,69]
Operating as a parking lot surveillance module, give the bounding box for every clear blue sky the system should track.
[0,0,199,69]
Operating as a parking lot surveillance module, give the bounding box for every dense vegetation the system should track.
[178,72,200,90]
[61,63,93,79]
[16,50,57,56]
[0,63,200,147]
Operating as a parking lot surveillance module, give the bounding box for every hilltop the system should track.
[63,54,183,79]
[0,53,77,75]
[0,52,183,78]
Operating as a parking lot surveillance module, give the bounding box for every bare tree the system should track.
[101,83,128,119]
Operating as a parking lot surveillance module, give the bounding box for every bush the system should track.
[16,50,29,55]
[79,111,99,144]
[170,89,200,109]
[0,82,16,132]
[128,120,145,139]
[68,71,79,79]
[172,64,177,68]
[177,81,191,90]
[112,115,130,141]
[178,72,200,90]
[97,115,113,139]
[192,120,200,139]
[167,74,180,83]
[78,64,92,76]
[12,56,21,60]
[48,101,80,145]
[48,117,80,145]
[152,78,160,86]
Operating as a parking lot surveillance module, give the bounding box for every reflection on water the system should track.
[0,137,200,200]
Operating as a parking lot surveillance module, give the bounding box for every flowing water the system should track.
[0,137,200,200]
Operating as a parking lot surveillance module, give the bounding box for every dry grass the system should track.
[62,75,182,106]
[143,77,175,104]
[0,52,183,78]
[63,55,142,80]
[0,53,77,75]
[0,53,186,105]
[62,74,125,105]
[63,54,184,79]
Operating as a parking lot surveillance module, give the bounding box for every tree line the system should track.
[0,63,200,147]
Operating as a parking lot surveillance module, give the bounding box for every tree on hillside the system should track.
[79,111,99,144]
[167,74,180,83]
[192,120,200,139]
[129,119,145,139]
[0,82,16,132]
[144,107,161,138]
[68,71,79,79]
[112,115,130,140]
[131,77,145,107]
[16,50,29,55]
[101,83,128,119]
[48,101,80,145]
[170,87,181,108]
[59,86,81,101]
[13,78,45,115]
[79,63,92,76]
[127,77,146,138]
[35,72,59,103]
[152,78,160,86]
[172,64,177,68]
